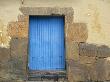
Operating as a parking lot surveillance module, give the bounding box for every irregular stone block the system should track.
[97,59,107,81]
[67,23,88,42]
[66,42,79,61]
[92,58,110,81]
[79,43,110,57]
[10,38,28,58]
[17,22,28,38]
[0,47,10,62]
[79,55,96,65]
[7,22,18,37]
[19,7,74,25]
[67,60,90,82]
[7,21,28,38]
[0,47,11,81]
[19,7,73,16]
[10,38,28,80]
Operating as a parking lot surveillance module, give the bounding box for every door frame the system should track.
[28,15,66,80]
[20,7,74,81]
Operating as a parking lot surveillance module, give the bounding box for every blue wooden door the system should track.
[29,16,65,70]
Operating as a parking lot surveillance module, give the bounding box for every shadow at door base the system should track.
[28,74,67,81]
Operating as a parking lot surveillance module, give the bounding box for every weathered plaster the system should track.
[0,0,110,47]
[1,0,110,82]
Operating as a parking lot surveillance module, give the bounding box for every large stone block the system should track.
[19,7,74,25]
[0,47,10,62]
[7,22,18,37]
[67,57,110,82]
[0,45,27,82]
[19,7,73,16]
[79,55,96,65]
[105,57,110,80]
[93,58,110,81]
[67,60,90,82]
[67,23,88,43]
[0,47,11,81]
[66,42,79,61]
[10,38,28,58]
[80,58,110,81]
[79,43,110,57]
[17,22,28,38]
[7,21,28,38]
[9,38,28,80]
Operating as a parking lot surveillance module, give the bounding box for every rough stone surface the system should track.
[88,58,110,81]
[66,42,110,82]
[2,6,110,82]
[78,43,110,81]
[10,38,28,79]
[79,56,96,65]
[0,47,10,62]
[67,60,90,82]
[7,15,29,38]
[67,23,88,42]
[67,57,110,82]
[7,21,28,38]
[19,7,74,24]
[0,47,11,81]
[7,22,17,37]
[19,7,73,16]
[0,38,28,82]
[66,42,79,61]
[79,43,110,57]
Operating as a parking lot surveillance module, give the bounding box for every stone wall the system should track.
[0,7,110,82]
[0,15,28,82]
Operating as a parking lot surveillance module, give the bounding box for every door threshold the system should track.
[27,70,66,81]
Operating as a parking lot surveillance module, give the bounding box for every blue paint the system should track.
[29,16,65,70]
